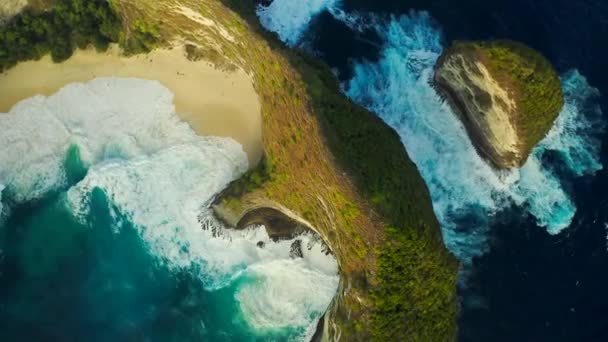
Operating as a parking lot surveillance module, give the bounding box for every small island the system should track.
[434,40,564,169]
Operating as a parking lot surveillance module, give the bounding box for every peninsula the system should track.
[0,1,459,340]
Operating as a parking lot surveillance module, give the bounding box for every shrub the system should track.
[0,0,122,71]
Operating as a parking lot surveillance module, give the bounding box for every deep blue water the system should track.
[256,0,608,340]
[1,1,607,340]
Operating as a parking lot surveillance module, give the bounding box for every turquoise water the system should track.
[0,78,339,341]
[3,187,216,340]
[0,149,294,341]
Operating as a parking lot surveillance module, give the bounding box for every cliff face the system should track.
[434,41,564,169]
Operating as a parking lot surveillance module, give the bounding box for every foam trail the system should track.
[1,77,339,337]
[68,150,339,332]
[536,70,604,176]
[344,13,604,260]
[257,7,604,261]
[256,0,341,46]
[236,247,339,331]
[0,77,203,205]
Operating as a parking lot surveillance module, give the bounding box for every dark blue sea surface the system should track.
[256,0,608,340]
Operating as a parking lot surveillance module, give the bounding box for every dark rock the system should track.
[290,240,303,259]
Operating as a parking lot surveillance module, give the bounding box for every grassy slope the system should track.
[449,40,564,159]
[219,1,458,340]
[0,1,459,340]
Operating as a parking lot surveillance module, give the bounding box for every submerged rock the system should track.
[434,40,564,168]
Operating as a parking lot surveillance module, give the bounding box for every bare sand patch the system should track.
[0,45,262,165]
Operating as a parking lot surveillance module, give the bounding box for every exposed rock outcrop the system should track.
[0,0,27,25]
[434,40,564,168]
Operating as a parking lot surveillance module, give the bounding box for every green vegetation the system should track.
[452,40,564,155]
[184,43,236,71]
[221,2,459,339]
[294,53,440,232]
[293,51,459,342]
[372,227,458,341]
[121,18,160,54]
[0,0,164,72]
[220,156,274,201]
[0,0,121,71]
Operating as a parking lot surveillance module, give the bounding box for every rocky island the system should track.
[434,40,564,169]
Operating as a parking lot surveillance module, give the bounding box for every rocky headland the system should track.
[1,1,459,340]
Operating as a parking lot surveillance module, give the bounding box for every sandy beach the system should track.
[0,45,262,165]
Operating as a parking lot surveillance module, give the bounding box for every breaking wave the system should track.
[256,0,341,46]
[0,78,338,339]
[257,7,604,262]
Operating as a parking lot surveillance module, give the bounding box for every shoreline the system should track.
[0,44,263,166]
[211,199,339,342]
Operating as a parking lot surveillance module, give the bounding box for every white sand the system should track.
[0,45,262,165]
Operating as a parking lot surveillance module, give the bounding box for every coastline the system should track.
[212,199,339,342]
[0,44,263,165]
[0,0,461,338]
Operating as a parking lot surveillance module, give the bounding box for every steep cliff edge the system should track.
[434,40,564,168]
[0,0,27,25]
[1,1,460,340]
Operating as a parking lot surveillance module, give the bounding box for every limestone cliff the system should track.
[434,40,564,169]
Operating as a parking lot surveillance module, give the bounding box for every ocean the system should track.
[2,0,607,340]
[0,78,339,341]
[256,0,608,340]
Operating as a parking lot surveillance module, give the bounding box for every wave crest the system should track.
[344,13,604,261]
[256,6,604,262]
[0,77,338,338]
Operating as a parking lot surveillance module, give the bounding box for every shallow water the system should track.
[0,78,339,341]
[257,0,604,262]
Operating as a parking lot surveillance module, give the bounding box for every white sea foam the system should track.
[345,13,604,260]
[68,148,339,333]
[0,77,199,204]
[257,7,604,262]
[0,77,338,338]
[256,0,341,46]
[235,235,338,332]
[68,148,339,331]
[237,258,338,329]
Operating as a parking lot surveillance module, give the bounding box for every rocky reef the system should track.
[434,40,564,168]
